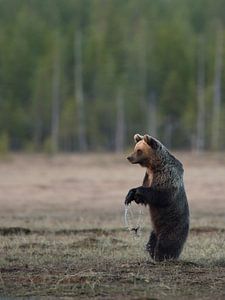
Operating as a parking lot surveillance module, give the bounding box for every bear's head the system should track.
[127,134,163,169]
[127,133,184,173]
[127,134,165,169]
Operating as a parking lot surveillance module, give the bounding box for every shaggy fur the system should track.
[125,134,189,261]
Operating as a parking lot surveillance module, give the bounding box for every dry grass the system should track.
[0,153,225,299]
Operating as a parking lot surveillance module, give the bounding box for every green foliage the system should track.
[0,132,9,155]
[43,137,54,154]
[0,0,225,151]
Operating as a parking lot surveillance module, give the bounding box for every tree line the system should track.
[0,0,225,153]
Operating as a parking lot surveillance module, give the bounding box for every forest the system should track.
[0,0,225,152]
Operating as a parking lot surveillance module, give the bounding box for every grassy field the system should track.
[0,153,225,299]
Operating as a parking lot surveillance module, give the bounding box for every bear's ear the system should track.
[134,134,143,143]
[143,134,159,150]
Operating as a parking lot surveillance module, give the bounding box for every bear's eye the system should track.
[137,149,143,155]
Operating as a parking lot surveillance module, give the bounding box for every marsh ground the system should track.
[0,153,225,299]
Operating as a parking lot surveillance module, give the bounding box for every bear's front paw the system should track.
[134,188,147,204]
[136,187,145,194]
[125,188,137,205]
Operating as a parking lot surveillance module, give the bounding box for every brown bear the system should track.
[125,134,189,261]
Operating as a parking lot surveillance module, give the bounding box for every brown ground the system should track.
[0,153,225,299]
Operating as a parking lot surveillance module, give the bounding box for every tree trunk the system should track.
[115,88,125,152]
[211,27,223,150]
[147,92,157,137]
[164,117,173,149]
[33,91,42,150]
[34,107,42,149]
[51,46,61,153]
[196,36,205,152]
[32,65,45,150]
[74,29,87,152]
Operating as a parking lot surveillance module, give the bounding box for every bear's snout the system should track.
[127,155,135,162]
[127,155,136,163]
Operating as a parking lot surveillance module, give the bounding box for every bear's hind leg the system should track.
[146,231,157,259]
[154,238,182,262]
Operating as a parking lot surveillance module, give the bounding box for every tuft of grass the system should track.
[0,154,224,298]
[0,228,225,298]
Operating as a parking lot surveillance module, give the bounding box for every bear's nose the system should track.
[127,156,132,162]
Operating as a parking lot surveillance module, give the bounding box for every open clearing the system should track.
[0,153,225,299]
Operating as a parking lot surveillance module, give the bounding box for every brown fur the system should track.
[127,136,163,172]
[126,134,189,261]
[132,140,161,234]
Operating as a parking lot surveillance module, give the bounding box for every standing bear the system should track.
[125,134,189,261]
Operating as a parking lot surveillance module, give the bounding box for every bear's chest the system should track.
[143,169,153,187]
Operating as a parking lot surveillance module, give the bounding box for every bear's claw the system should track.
[125,188,137,205]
